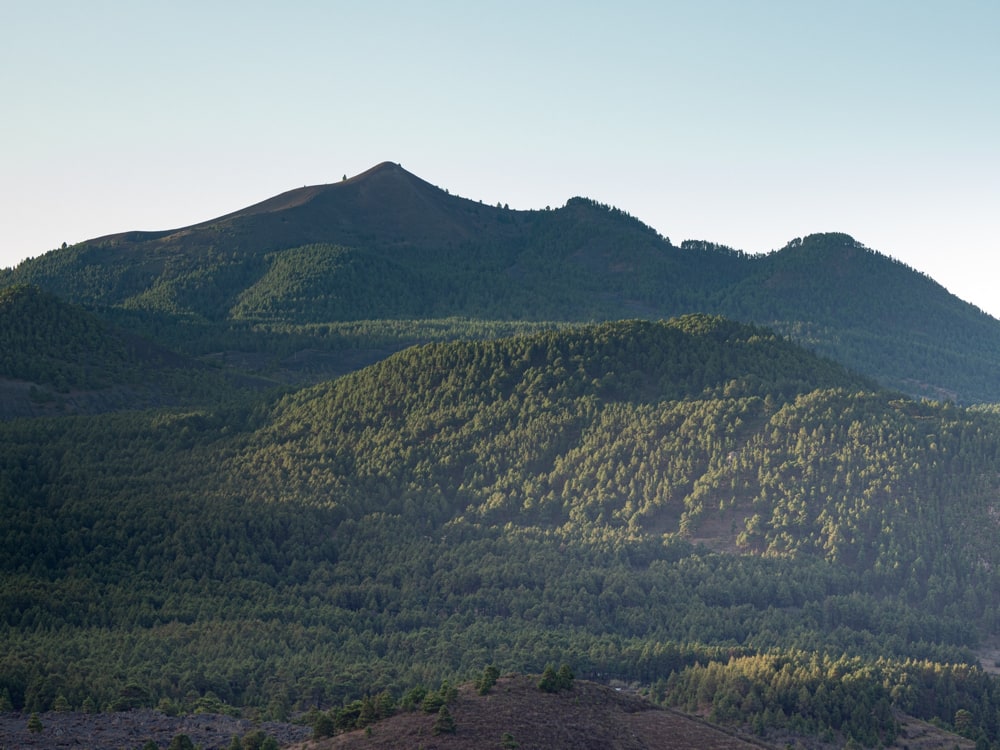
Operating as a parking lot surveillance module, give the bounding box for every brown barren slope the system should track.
[294,676,774,750]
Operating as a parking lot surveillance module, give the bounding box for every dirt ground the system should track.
[291,676,776,750]
[0,708,310,749]
[0,678,975,749]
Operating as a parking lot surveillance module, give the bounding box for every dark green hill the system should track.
[0,284,135,389]
[2,163,998,401]
[0,284,272,416]
[231,317,996,589]
[5,318,1000,744]
[722,233,1000,402]
[0,163,532,319]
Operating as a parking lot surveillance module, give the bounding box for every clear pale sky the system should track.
[2,1,998,315]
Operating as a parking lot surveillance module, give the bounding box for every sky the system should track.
[2,1,998,315]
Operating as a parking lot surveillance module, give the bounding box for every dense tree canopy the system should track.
[3,167,1000,402]
[3,318,1000,745]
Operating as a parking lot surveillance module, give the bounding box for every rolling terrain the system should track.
[0,284,274,417]
[3,164,1000,747]
[299,675,775,750]
[2,162,999,402]
[3,317,1000,746]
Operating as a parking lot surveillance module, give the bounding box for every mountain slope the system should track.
[301,675,772,750]
[3,163,998,401]
[229,317,998,585]
[722,233,1000,401]
[0,163,528,318]
[3,317,1000,744]
[0,284,272,416]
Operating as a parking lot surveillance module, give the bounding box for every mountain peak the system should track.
[354,161,407,178]
[780,232,862,252]
[340,161,437,197]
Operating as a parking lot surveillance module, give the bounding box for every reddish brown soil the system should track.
[292,676,774,750]
[0,709,310,749]
[0,678,972,749]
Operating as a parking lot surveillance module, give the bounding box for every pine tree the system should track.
[477,665,501,695]
[357,695,376,727]
[27,712,43,734]
[538,665,560,693]
[538,664,574,692]
[432,705,456,735]
[312,711,335,739]
[375,689,396,719]
[556,664,575,690]
[167,734,195,750]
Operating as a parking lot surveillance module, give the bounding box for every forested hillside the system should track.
[2,162,999,402]
[0,284,273,416]
[721,234,1000,402]
[4,318,1000,747]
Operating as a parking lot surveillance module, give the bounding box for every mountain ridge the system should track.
[1,162,999,402]
[4,163,1000,747]
[88,161,511,252]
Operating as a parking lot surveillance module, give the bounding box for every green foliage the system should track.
[955,708,974,737]
[3,319,1000,747]
[421,690,446,714]
[477,665,501,695]
[240,729,279,750]
[400,685,428,712]
[538,664,574,693]
[537,666,559,693]
[0,284,275,417]
[0,284,131,390]
[557,664,574,688]
[319,690,395,734]
[11,208,1000,749]
[432,704,456,735]
[231,244,439,322]
[659,649,1000,746]
[422,680,458,713]
[6,179,1000,403]
[311,711,335,739]
[375,690,396,719]
[27,712,42,733]
[722,233,1000,403]
[167,734,195,750]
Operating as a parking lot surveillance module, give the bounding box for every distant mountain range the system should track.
[2,161,998,403]
[3,163,1000,746]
